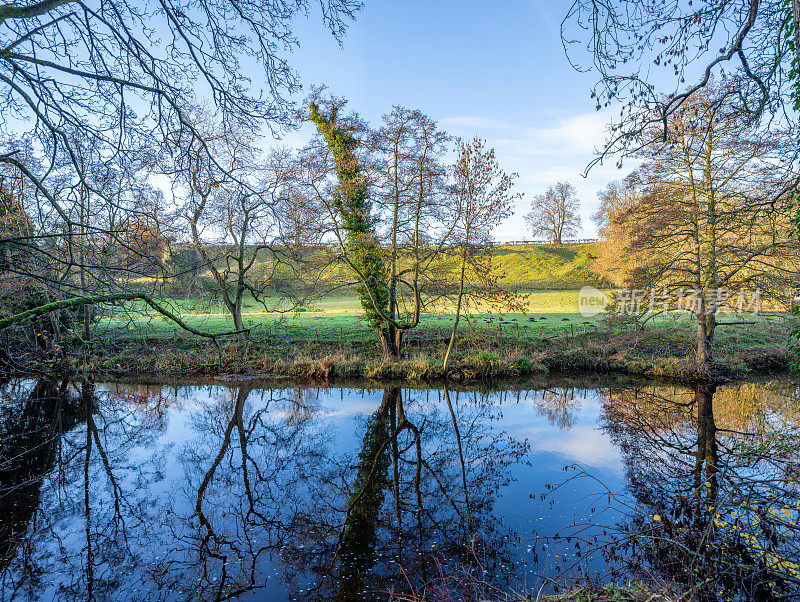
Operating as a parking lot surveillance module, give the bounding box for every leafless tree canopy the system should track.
[524,181,582,245]
[0,0,361,351]
[601,84,800,373]
[1,0,361,196]
[562,0,797,168]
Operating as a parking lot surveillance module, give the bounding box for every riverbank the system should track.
[7,316,794,382]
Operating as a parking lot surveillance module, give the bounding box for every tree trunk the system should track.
[388,156,400,359]
[443,242,469,373]
[233,311,244,339]
[695,308,716,377]
[394,329,404,359]
[378,328,391,359]
[387,323,396,354]
[83,305,92,349]
[233,293,245,341]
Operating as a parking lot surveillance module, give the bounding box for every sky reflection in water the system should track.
[0,377,798,601]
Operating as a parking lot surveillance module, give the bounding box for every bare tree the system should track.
[606,84,799,375]
[0,136,172,359]
[372,106,454,355]
[301,97,460,359]
[443,138,521,372]
[306,97,396,356]
[0,0,361,346]
[165,113,296,339]
[562,0,798,170]
[524,181,582,245]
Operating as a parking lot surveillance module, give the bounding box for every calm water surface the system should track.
[0,376,798,600]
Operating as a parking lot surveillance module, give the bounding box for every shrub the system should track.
[474,350,500,367]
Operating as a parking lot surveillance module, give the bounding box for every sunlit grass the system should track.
[99,289,610,341]
[99,287,792,346]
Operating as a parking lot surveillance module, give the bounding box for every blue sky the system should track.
[282,0,630,239]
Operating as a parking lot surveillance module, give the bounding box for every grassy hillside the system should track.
[114,243,610,338]
[491,243,607,288]
[172,242,608,291]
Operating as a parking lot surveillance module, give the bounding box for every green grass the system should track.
[491,243,608,288]
[113,241,609,339]
[26,242,794,380]
[99,286,791,350]
[81,307,796,382]
[147,241,608,293]
[99,289,609,342]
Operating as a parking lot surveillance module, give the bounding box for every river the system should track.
[0,375,798,600]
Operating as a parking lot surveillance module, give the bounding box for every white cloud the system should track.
[442,109,632,240]
[502,112,609,156]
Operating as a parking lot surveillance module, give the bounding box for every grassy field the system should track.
[86,280,797,382]
[99,289,607,343]
[85,305,794,382]
[111,242,608,341]
[102,289,790,342]
[10,242,795,381]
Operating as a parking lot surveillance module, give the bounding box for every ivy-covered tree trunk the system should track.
[309,102,395,358]
[336,389,394,599]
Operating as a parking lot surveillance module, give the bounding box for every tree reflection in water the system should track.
[0,379,83,576]
[279,385,529,601]
[0,378,186,600]
[0,378,797,600]
[0,380,531,600]
[584,381,800,600]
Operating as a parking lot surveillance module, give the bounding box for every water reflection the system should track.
[0,379,83,574]
[0,377,797,600]
[598,381,800,600]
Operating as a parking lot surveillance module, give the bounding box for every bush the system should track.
[407,354,443,379]
[474,350,500,367]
